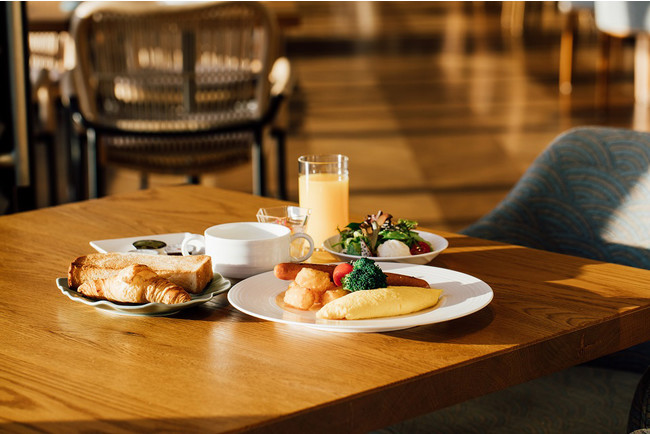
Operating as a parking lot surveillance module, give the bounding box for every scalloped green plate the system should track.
[56,274,230,316]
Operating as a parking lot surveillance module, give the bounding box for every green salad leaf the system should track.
[333,211,431,256]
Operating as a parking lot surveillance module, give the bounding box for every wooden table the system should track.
[3,185,650,432]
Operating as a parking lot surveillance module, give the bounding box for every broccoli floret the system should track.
[342,257,387,292]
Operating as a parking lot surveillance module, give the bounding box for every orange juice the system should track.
[299,173,349,248]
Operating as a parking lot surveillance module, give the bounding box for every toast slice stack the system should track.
[68,253,213,294]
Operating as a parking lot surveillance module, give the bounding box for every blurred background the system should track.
[2,1,645,232]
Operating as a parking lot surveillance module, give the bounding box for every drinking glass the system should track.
[298,154,349,249]
[256,206,311,257]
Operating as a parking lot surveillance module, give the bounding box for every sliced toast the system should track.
[68,253,213,294]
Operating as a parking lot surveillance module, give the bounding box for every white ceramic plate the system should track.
[322,230,448,265]
[56,274,231,316]
[90,232,202,255]
[227,263,493,333]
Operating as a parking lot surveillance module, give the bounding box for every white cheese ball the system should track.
[377,240,411,257]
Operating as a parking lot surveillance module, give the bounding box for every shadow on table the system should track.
[0,415,275,433]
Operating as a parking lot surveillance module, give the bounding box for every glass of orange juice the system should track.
[298,154,349,249]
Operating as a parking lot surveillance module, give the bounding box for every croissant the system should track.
[77,264,192,304]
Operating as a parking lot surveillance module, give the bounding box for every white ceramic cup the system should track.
[181,222,314,279]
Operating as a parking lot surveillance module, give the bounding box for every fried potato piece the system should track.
[284,282,317,310]
[321,288,348,305]
[294,268,332,293]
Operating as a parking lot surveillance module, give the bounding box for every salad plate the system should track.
[227,262,493,333]
[56,273,231,316]
[323,230,448,265]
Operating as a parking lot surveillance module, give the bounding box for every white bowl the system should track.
[322,230,448,265]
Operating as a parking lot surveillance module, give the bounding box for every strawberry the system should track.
[410,241,432,255]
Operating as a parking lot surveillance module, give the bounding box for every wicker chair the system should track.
[68,1,290,198]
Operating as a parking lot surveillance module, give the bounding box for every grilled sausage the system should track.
[384,272,430,288]
[273,263,430,288]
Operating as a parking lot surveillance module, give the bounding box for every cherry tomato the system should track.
[333,262,354,286]
[410,241,432,255]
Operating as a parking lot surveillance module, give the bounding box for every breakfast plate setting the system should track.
[56,234,230,316]
[228,262,493,333]
[63,228,472,325]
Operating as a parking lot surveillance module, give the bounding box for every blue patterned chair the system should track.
[630,366,650,433]
[376,126,650,433]
[462,126,650,269]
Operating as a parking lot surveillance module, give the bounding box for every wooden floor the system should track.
[77,2,648,232]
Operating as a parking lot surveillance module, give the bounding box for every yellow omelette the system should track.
[316,286,442,320]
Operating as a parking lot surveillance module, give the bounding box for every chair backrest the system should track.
[462,126,650,269]
[595,1,650,37]
[558,1,594,14]
[70,1,278,133]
